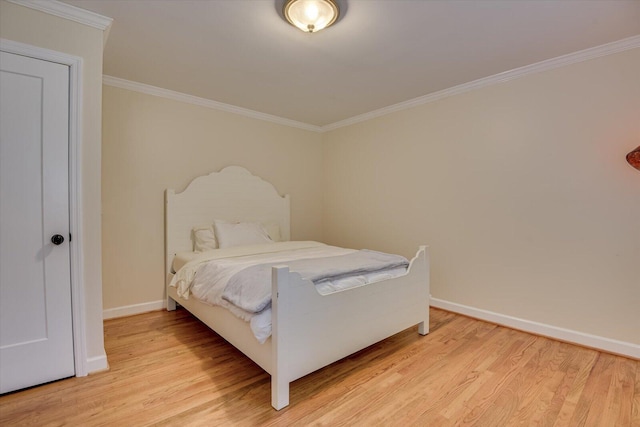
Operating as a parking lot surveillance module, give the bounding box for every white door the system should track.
[0,51,75,393]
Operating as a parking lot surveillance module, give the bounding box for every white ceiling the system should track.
[63,0,640,128]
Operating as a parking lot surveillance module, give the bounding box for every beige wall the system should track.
[323,49,640,345]
[101,86,324,309]
[4,0,636,372]
[0,1,107,367]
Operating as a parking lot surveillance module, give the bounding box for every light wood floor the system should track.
[1,308,638,426]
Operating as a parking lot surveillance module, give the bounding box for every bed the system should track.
[165,166,430,410]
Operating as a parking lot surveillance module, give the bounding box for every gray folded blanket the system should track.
[222,250,409,314]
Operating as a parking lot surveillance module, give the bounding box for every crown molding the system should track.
[104,35,639,133]
[5,0,113,30]
[102,75,322,133]
[321,35,640,132]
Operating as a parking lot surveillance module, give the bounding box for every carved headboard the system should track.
[165,166,290,282]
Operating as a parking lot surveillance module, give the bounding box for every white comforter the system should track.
[170,241,408,343]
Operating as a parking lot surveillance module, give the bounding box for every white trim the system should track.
[86,355,109,373]
[321,35,640,131]
[67,51,88,377]
[430,297,640,360]
[104,36,639,133]
[1,38,83,69]
[103,300,166,320]
[5,0,113,30]
[0,38,95,376]
[102,76,323,133]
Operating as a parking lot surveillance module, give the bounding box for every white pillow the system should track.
[192,225,217,252]
[214,220,273,249]
[264,222,282,242]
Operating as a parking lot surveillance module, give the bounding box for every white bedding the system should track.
[170,241,408,343]
[172,251,201,273]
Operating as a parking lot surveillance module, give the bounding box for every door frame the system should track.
[1,38,88,377]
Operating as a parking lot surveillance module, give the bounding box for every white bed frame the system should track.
[165,166,430,410]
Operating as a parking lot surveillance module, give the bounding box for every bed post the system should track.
[271,265,290,410]
[167,294,177,311]
[165,189,177,312]
[418,245,430,336]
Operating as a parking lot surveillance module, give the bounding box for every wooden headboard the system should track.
[165,166,290,282]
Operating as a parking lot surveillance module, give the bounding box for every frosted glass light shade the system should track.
[284,0,339,33]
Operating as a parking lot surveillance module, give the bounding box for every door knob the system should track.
[51,234,65,245]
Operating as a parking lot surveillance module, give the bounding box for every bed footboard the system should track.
[270,245,430,410]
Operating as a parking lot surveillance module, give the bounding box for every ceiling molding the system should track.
[104,35,639,134]
[321,35,640,132]
[5,0,113,30]
[102,76,323,133]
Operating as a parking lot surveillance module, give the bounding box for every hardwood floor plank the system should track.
[372,325,508,422]
[604,357,636,426]
[0,308,637,426]
[289,316,498,425]
[446,336,544,425]
[492,341,566,425]
[569,353,616,426]
[537,344,588,427]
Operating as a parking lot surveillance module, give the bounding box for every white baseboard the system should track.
[85,354,109,374]
[430,297,639,360]
[103,300,166,320]
[103,297,639,359]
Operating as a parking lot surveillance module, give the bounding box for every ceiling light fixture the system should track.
[283,0,339,33]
